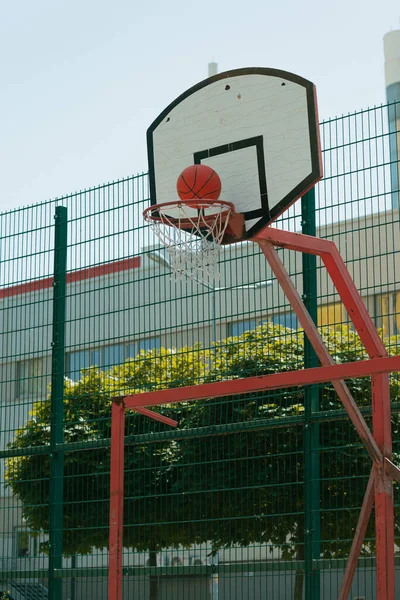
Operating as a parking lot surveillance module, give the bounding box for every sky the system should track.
[0,0,399,212]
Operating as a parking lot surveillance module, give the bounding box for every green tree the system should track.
[7,345,208,600]
[6,326,400,600]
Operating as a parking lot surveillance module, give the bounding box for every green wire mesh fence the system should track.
[0,100,399,600]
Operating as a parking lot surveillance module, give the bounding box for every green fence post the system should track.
[301,188,321,599]
[48,206,68,600]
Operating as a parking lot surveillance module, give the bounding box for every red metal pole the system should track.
[374,461,395,600]
[372,374,395,600]
[253,226,336,256]
[108,400,125,600]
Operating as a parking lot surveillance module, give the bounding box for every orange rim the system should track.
[143,200,235,227]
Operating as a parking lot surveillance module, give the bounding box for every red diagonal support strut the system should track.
[133,406,178,427]
[338,470,375,600]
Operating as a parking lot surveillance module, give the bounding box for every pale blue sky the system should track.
[0,0,399,211]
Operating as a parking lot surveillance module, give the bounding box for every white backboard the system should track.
[147,68,322,238]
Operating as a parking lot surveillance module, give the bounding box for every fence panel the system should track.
[0,100,399,600]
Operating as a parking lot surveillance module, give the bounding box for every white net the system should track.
[144,201,234,284]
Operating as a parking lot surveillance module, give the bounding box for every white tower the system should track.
[208,62,218,77]
[384,30,400,208]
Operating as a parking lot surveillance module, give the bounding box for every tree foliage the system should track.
[6,325,400,561]
[6,345,209,555]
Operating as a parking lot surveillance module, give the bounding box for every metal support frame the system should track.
[301,188,320,598]
[255,227,399,600]
[108,226,400,600]
[48,206,68,600]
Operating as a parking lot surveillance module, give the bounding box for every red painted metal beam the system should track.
[338,470,374,600]
[370,372,395,599]
[108,401,125,600]
[374,461,396,600]
[123,354,400,410]
[253,226,336,256]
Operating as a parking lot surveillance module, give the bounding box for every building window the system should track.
[16,358,46,399]
[317,302,344,328]
[66,337,162,379]
[229,313,300,336]
[375,292,400,337]
[228,303,348,337]
[125,343,137,360]
[102,344,125,370]
[271,312,298,330]
[67,350,92,380]
[14,529,37,558]
[228,319,257,337]
[137,337,161,353]
[379,294,391,336]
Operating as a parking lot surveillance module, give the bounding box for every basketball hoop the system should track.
[143,199,235,283]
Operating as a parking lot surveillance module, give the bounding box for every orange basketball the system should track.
[176,165,222,200]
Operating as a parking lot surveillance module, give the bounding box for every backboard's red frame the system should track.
[108,227,400,600]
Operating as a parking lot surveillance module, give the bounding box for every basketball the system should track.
[176,165,222,200]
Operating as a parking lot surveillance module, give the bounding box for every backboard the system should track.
[147,67,322,238]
